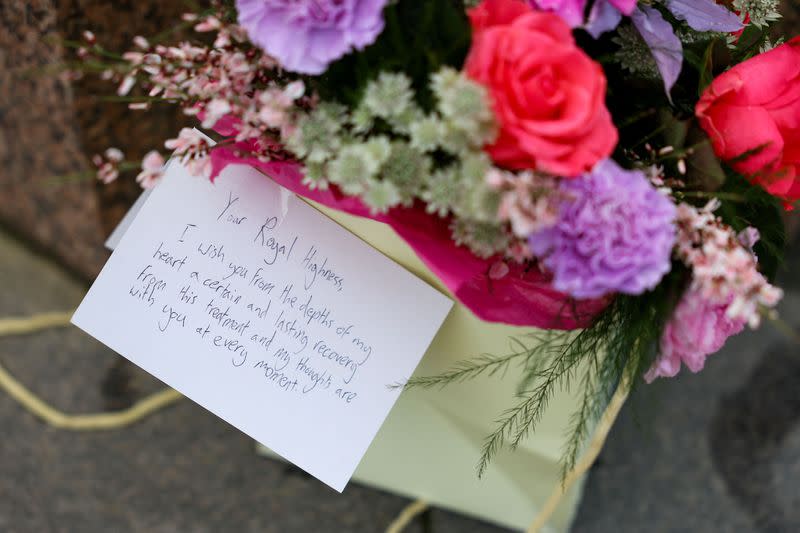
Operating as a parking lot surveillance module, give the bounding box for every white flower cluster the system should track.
[733,0,781,28]
[285,67,510,257]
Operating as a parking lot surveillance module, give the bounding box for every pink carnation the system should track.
[645,288,746,383]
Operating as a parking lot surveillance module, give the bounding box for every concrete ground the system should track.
[1,224,799,533]
[573,249,800,532]
[0,230,511,532]
[0,1,798,528]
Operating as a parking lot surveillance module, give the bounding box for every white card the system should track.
[73,160,452,491]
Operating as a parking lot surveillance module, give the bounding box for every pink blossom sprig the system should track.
[164,128,213,179]
[674,200,783,327]
[90,148,147,185]
[487,168,562,239]
[92,147,125,184]
[78,3,311,180]
[136,151,166,189]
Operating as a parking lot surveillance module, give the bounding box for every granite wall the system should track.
[0,0,191,280]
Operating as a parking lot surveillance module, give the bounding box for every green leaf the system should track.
[313,0,471,111]
[661,111,689,149]
[733,26,767,62]
[684,125,726,191]
[697,40,716,94]
[716,173,787,282]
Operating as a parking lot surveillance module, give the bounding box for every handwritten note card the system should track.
[72,160,452,491]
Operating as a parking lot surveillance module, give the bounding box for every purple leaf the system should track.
[632,6,683,99]
[586,0,624,39]
[666,0,744,33]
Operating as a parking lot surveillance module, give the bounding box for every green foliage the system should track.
[716,172,787,282]
[684,38,719,95]
[731,24,771,62]
[312,0,472,111]
[612,24,661,81]
[672,32,730,116]
[403,268,689,479]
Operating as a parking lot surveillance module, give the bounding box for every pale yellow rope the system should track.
[526,375,631,532]
[2,311,627,531]
[0,311,182,430]
[385,499,429,533]
[0,311,73,336]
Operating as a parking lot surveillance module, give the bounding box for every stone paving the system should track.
[1,217,799,533]
[2,1,799,531]
[573,301,800,532]
[0,230,516,533]
[572,239,800,532]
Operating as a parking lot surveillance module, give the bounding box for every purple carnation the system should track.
[528,0,586,27]
[236,0,389,75]
[528,159,676,299]
[528,0,636,36]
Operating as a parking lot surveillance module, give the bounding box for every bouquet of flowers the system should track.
[77,0,796,476]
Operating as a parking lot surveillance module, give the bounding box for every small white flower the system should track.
[202,98,232,128]
[136,150,166,189]
[283,80,305,101]
[104,147,124,162]
[117,75,136,96]
[133,35,149,49]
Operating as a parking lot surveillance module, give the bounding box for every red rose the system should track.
[464,0,617,177]
[696,37,800,208]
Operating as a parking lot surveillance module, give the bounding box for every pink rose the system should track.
[696,37,800,208]
[465,0,618,177]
